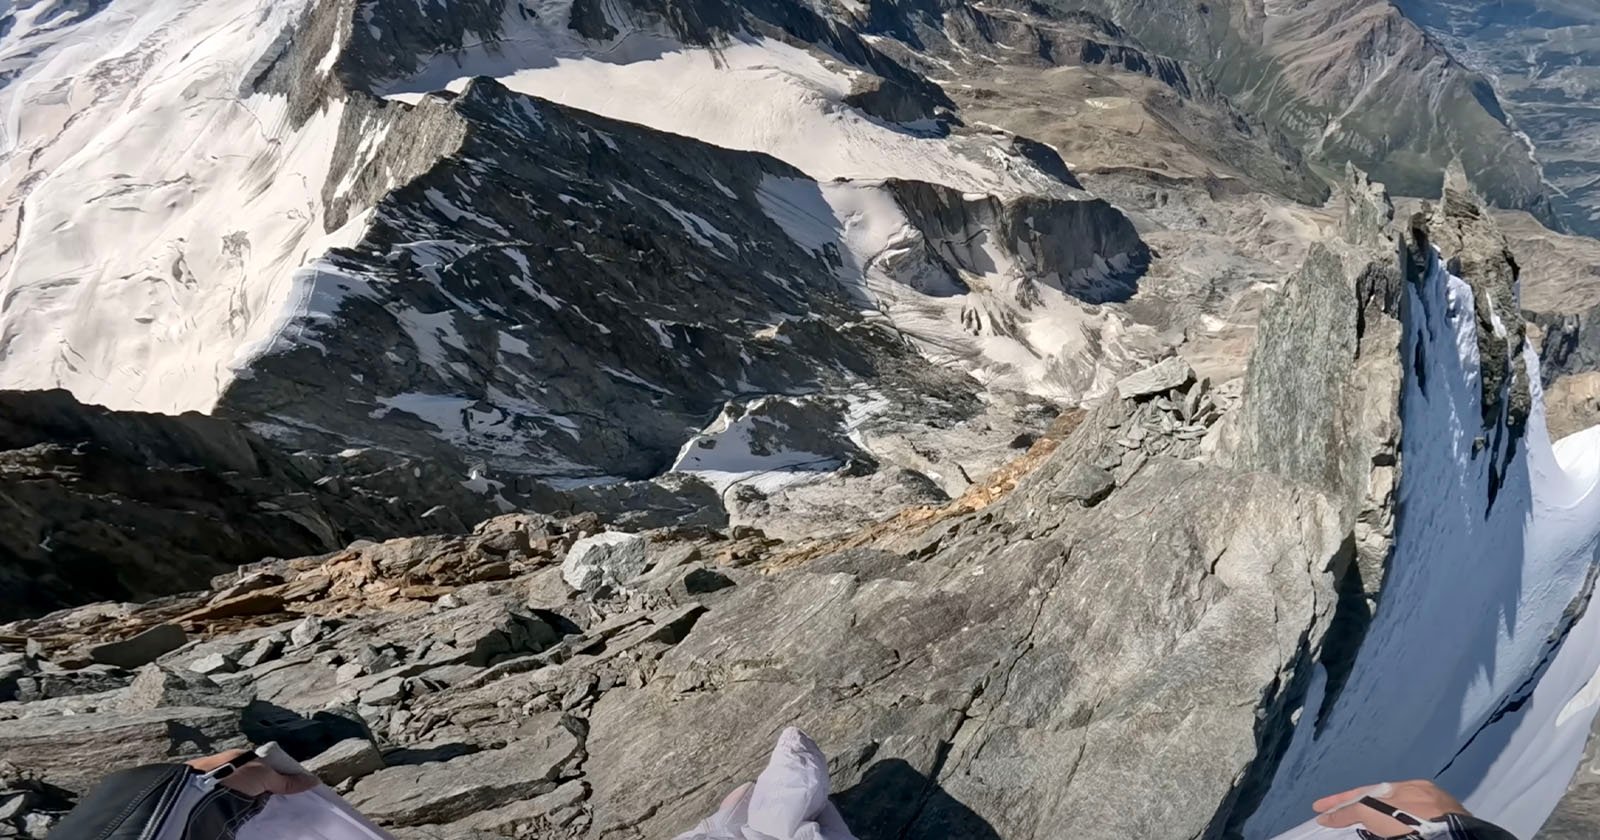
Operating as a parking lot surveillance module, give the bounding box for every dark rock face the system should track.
[885,180,1150,303]
[0,390,499,621]
[216,71,1144,483]
[221,80,899,480]
[1405,169,1533,439]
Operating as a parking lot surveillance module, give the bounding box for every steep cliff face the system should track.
[1247,182,1600,840]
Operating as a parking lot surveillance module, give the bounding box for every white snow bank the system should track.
[1257,249,1600,839]
[670,394,883,494]
[376,5,1065,197]
[757,176,1142,404]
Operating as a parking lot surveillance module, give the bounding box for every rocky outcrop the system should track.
[0,390,500,621]
[215,66,1127,484]
[220,78,904,479]
[1399,169,1533,517]
[1195,169,1405,830]
[1223,167,1402,599]
[260,0,952,129]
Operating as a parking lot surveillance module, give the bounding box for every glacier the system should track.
[0,0,356,413]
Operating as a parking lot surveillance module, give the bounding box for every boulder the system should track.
[86,624,186,669]
[362,677,407,707]
[290,617,326,649]
[123,665,251,711]
[1048,464,1116,507]
[561,532,648,594]
[303,738,385,785]
[0,707,244,793]
[669,566,736,600]
[237,633,286,669]
[1116,357,1196,400]
[12,664,131,702]
[188,653,238,676]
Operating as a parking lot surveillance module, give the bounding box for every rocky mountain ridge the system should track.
[4,1,1600,839]
[13,171,1585,840]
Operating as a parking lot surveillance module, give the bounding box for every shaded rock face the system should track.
[1402,169,1533,488]
[0,390,499,621]
[218,58,1143,483]
[264,0,951,129]
[885,179,1150,304]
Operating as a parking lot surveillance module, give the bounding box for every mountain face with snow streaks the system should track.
[0,0,1152,485]
[6,1,1600,840]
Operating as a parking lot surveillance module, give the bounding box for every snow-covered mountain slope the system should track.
[0,0,1153,483]
[1251,188,1600,838]
[0,0,351,413]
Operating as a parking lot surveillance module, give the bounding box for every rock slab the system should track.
[562,533,648,593]
[87,624,186,669]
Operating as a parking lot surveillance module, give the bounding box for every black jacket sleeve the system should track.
[1443,812,1521,840]
[48,764,190,840]
[47,764,264,840]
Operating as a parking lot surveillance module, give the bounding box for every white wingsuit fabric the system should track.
[675,728,859,840]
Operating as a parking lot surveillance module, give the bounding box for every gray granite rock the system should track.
[347,723,582,826]
[290,617,326,649]
[562,533,648,594]
[0,707,244,793]
[1116,357,1196,400]
[11,665,131,702]
[237,633,286,669]
[1048,464,1116,507]
[188,653,237,676]
[86,624,186,669]
[304,738,386,786]
[123,666,251,711]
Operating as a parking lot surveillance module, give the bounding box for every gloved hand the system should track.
[674,727,858,840]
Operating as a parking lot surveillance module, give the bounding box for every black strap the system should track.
[201,752,259,785]
[1361,796,1427,827]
